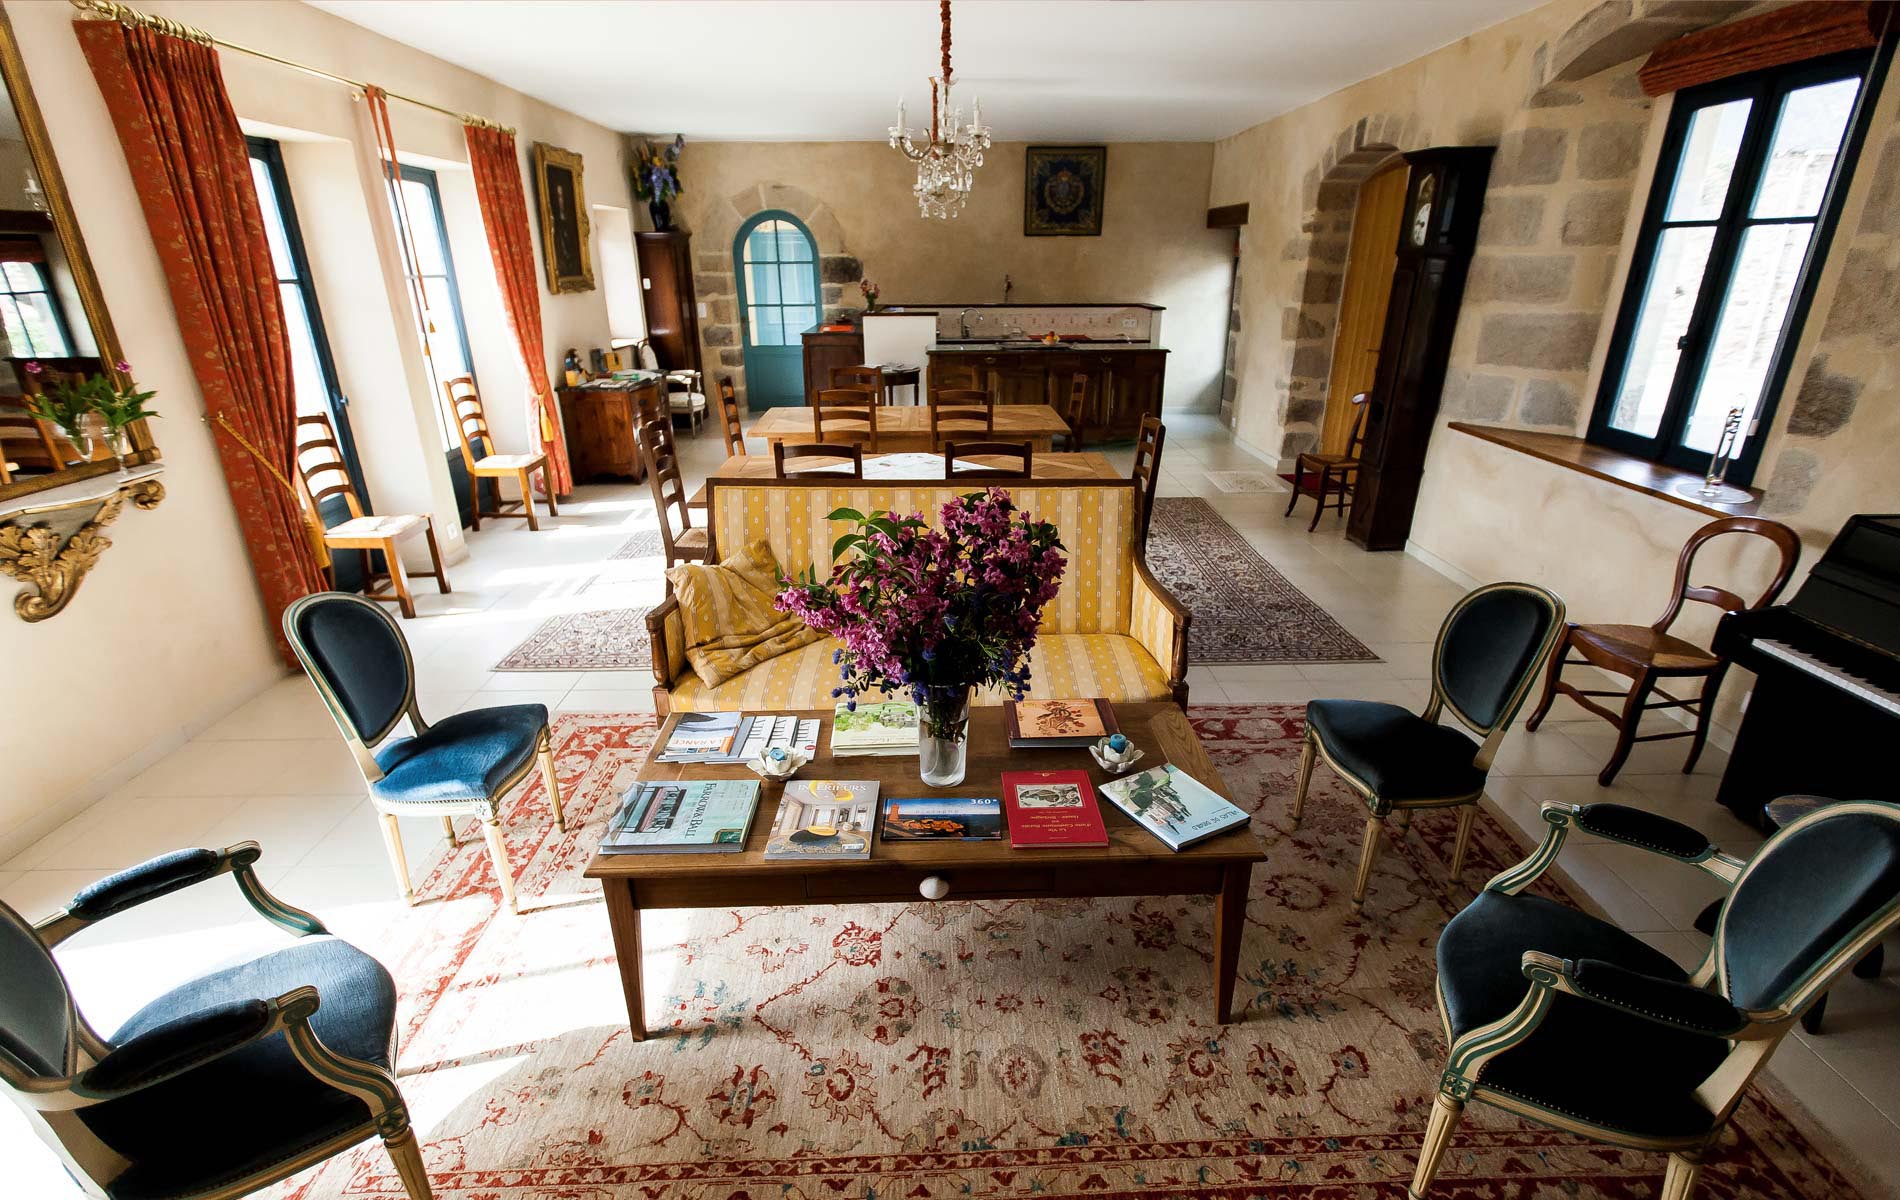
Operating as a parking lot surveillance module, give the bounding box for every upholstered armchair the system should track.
[284,592,565,914]
[0,843,433,1199]
[1293,582,1566,906]
[1410,799,1900,1200]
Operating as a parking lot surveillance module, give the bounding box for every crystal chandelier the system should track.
[888,0,991,219]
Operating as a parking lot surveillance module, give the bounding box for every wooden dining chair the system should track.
[944,440,1033,480]
[1284,391,1369,532]
[442,375,555,531]
[1525,516,1801,786]
[295,413,450,619]
[1058,372,1090,452]
[13,366,90,471]
[716,375,746,458]
[636,416,708,568]
[929,388,994,445]
[774,441,864,478]
[1132,414,1166,549]
[812,388,879,450]
[830,364,884,402]
[0,410,66,480]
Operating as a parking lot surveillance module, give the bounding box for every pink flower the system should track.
[21,360,41,375]
[114,360,133,374]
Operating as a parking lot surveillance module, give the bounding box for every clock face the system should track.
[1411,174,1436,247]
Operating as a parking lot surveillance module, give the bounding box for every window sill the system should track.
[1449,423,1763,518]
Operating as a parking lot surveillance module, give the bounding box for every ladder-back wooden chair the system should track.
[295,413,449,619]
[944,440,1033,480]
[812,388,879,450]
[442,375,555,531]
[774,441,864,477]
[637,416,708,568]
[1526,517,1801,785]
[10,364,89,473]
[1131,414,1166,548]
[1058,372,1090,452]
[1284,391,1369,532]
[716,375,746,458]
[830,364,884,402]
[929,388,994,446]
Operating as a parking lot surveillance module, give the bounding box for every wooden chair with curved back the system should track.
[1526,516,1801,786]
[1131,414,1166,549]
[944,440,1033,480]
[716,375,746,458]
[441,375,555,531]
[1284,391,1369,532]
[773,442,864,478]
[295,413,449,619]
[929,388,994,446]
[812,388,879,450]
[636,416,707,568]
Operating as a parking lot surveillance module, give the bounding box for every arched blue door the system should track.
[733,211,822,408]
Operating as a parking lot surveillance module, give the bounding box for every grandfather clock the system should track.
[1348,146,1492,551]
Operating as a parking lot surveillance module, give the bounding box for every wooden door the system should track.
[636,232,701,375]
[1321,160,1408,455]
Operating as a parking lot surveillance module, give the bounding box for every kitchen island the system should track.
[926,341,1166,442]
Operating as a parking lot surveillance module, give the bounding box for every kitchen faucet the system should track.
[958,307,977,339]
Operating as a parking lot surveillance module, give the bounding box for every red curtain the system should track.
[76,18,325,665]
[463,123,573,498]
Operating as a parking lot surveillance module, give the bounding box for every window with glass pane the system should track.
[741,218,819,347]
[390,165,477,448]
[0,251,73,359]
[1588,53,1869,485]
[245,139,341,422]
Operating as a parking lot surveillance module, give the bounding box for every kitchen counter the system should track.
[928,342,1166,441]
[931,339,1166,353]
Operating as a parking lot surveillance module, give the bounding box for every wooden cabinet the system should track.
[635,232,701,376]
[560,377,666,482]
[801,325,864,405]
[925,347,1167,441]
[1348,147,1493,552]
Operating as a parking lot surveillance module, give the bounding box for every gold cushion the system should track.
[665,539,822,688]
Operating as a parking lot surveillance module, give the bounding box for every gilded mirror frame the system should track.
[0,1,157,504]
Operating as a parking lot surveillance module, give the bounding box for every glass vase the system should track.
[917,684,972,787]
[103,425,131,476]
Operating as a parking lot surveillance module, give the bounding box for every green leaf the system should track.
[829,507,864,522]
[832,533,861,560]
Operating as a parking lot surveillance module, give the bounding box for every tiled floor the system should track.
[5,412,1895,1196]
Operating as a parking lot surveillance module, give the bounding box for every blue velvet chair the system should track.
[284,592,566,914]
[0,842,433,1199]
[1409,799,1900,1200]
[1292,582,1565,907]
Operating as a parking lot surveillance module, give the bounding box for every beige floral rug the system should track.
[493,531,662,671]
[264,706,1868,1199]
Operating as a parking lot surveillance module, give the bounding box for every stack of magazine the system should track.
[601,779,762,854]
[830,700,919,757]
[657,712,821,765]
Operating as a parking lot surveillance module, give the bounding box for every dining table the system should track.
[686,450,1122,508]
[746,403,1072,453]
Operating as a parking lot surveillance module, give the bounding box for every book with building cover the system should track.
[1098,765,1249,852]
[830,700,919,756]
[1005,698,1119,749]
[1001,770,1109,848]
[763,779,881,860]
[658,713,821,764]
[880,796,1004,841]
[657,712,744,760]
[600,779,761,854]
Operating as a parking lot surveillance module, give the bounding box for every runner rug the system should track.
[493,531,662,671]
[268,706,1864,1200]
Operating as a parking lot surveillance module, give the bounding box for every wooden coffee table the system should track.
[585,703,1265,1038]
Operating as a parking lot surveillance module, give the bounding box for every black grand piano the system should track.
[1713,514,1900,826]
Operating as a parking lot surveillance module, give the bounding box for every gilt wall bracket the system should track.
[0,464,165,621]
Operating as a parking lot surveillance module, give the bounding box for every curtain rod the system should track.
[70,0,516,135]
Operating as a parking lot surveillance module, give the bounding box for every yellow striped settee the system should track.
[645,478,1190,714]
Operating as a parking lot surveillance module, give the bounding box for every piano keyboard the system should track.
[1756,639,1900,720]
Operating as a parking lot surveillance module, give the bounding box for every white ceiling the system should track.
[307,0,1544,142]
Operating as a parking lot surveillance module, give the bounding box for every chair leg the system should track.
[543,474,560,516]
[467,474,482,532]
[1352,815,1383,907]
[538,729,566,833]
[1525,627,1571,732]
[1308,467,1330,533]
[378,812,414,905]
[1598,669,1654,787]
[1283,464,1302,517]
[1408,1093,1465,1198]
[382,1118,435,1200]
[518,470,540,531]
[1450,805,1476,880]
[441,815,458,846]
[1292,729,1317,826]
[1660,1154,1701,1200]
[1682,666,1725,775]
[383,538,417,619]
[481,816,519,914]
[422,519,451,595]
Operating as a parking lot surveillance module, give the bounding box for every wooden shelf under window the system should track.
[1449,423,1763,518]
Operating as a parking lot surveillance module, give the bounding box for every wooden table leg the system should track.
[1214,863,1251,1024]
[602,876,647,1040]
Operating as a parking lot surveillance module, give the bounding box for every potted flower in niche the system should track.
[859,279,881,313]
[20,360,157,475]
[632,134,685,232]
[776,488,1067,785]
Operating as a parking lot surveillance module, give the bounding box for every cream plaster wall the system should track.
[0,0,634,861]
[669,140,1232,413]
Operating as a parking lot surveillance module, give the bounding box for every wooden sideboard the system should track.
[800,324,864,405]
[559,377,666,482]
[926,346,1166,441]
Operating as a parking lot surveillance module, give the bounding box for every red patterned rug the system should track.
[269,706,1869,1199]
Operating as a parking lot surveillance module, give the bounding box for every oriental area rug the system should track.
[266,707,1866,1200]
[493,531,662,671]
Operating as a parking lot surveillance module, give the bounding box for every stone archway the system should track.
[693,184,862,412]
[1275,114,1426,459]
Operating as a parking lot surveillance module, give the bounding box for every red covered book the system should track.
[1002,770,1109,849]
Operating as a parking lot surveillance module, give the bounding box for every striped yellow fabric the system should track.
[664,539,824,688]
[1130,568,1183,686]
[660,605,688,680]
[710,483,1136,635]
[669,634,1172,711]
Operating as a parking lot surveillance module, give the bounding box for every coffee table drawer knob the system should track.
[919,875,951,900]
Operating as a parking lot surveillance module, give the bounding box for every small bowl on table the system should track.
[1088,735,1144,775]
[746,748,810,782]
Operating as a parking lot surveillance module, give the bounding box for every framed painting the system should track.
[532,142,595,293]
[1024,145,1106,237]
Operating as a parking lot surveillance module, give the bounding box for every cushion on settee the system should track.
[665,539,823,688]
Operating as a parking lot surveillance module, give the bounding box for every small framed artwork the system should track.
[532,142,595,293]
[1024,145,1107,237]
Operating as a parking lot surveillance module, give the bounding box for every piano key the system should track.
[1756,638,1900,720]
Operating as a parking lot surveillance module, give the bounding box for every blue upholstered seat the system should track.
[77,936,397,1200]
[1305,699,1487,802]
[372,703,549,806]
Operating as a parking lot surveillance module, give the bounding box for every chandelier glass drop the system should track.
[888,0,991,219]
